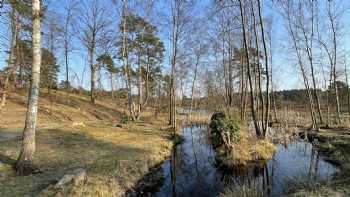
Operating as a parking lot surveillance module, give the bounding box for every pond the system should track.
[150,125,337,197]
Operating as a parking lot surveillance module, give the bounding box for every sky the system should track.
[1,0,350,92]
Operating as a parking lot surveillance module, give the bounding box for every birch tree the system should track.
[257,0,270,136]
[280,0,318,129]
[14,0,41,175]
[326,0,341,124]
[168,0,193,130]
[239,0,261,137]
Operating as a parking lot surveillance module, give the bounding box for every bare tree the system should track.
[43,12,61,94]
[278,0,318,129]
[1,7,18,108]
[326,0,341,124]
[169,0,179,129]
[345,60,350,114]
[14,0,41,175]
[168,0,193,130]
[296,0,324,125]
[239,0,261,137]
[77,0,112,104]
[250,0,264,131]
[62,0,75,102]
[187,23,207,121]
[257,0,270,136]
[268,24,278,123]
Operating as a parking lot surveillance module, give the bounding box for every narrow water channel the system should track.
[153,125,337,197]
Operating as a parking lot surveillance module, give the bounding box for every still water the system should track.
[153,125,337,197]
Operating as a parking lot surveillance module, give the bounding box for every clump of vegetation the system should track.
[172,133,185,145]
[220,133,276,166]
[220,184,264,197]
[210,112,241,150]
[209,112,276,166]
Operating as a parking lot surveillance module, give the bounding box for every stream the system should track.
[147,124,337,196]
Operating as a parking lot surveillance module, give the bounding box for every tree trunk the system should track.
[299,3,324,125]
[257,0,270,137]
[169,1,179,131]
[189,54,200,121]
[331,19,341,124]
[14,0,41,175]
[142,60,150,108]
[240,45,245,120]
[325,1,341,124]
[64,40,69,101]
[287,13,318,130]
[110,73,114,100]
[319,41,334,127]
[228,40,233,107]
[170,50,177,129]
[268,25,278,123]
[15,30,21,88]
[271,85,278,122]
[239,0,261,138]
[1,9,18,108]
[64,4,72,103]
[89,49,96,104]
[122,0,136,121]
[345,62,350,114]
[136,52,142,120]
[251,1,264,131]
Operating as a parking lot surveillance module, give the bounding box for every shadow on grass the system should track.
[0,126,161,196]
[36,128,152,171]
[0,128,21,142]
[0,154,16,165]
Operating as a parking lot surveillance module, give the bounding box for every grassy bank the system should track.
[0,91,174,196]
[286,128,350,196]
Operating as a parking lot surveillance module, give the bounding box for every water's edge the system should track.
[128,124,338,197]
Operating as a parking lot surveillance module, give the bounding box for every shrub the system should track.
[210,112,240,150]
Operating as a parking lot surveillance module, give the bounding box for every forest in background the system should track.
[1,0,350,196]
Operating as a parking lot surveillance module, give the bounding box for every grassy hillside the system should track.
[0,90,173,196]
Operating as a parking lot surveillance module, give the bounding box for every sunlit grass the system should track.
[0,90,174,197]
[0,122,173,196]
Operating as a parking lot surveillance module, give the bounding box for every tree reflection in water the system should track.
[153,125,337,197]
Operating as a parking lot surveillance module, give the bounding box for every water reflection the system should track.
[153,125,337,197]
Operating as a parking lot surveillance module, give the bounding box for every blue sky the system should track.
[1,0,350,92]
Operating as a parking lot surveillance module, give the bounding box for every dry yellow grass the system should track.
[208,112,276,166]
[0,90,173,197]
[220,129,276,166]
[0,123,173,197]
